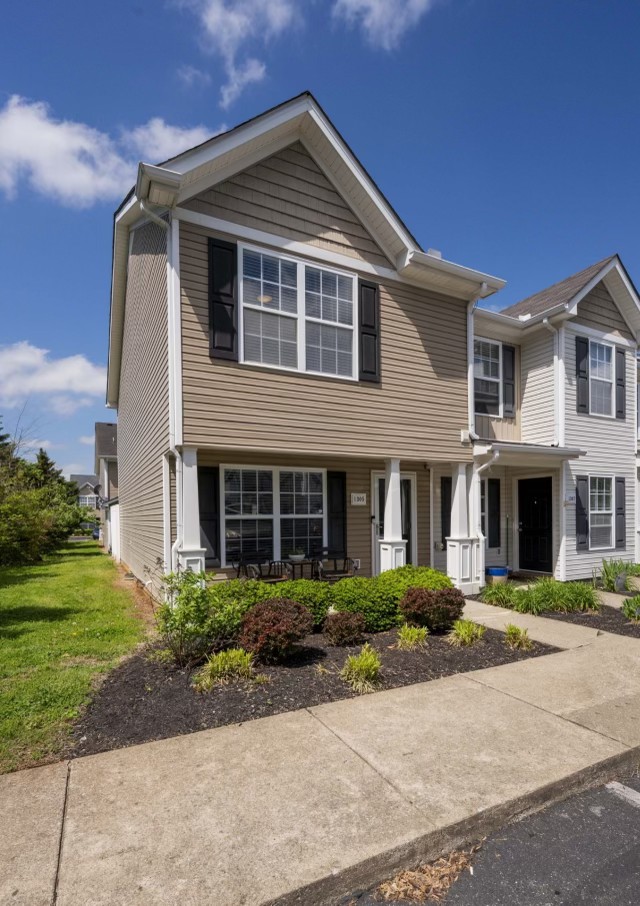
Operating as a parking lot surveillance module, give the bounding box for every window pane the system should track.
[243,251,261,280]
[338,300,353,325]
[280,517,323,558]
[306,292,321,319]
[280,471,324,522]
[281,259,297,287]
[225,519,273,562]
[591,379,612,416]
[305,267,321,294]
[242,249,298,315]
[590,514,612,548]
[306,323,352,377]
[475,378,500,415]
[590,343,612,380]
[243,309,298,369]
[337,275,352,301]
[474,340,500,380]
[305,265,354,333]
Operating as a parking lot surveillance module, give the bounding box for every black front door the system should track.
[518,477,553,573]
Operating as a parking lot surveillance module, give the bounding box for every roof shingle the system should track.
[500,256,616,319]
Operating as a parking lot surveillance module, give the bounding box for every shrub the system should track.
[275,579,331,628]
[324,612,366,646]
[340,643,382,693]
[481,582,519,608]
[374,565,452,603]
[399,587,465,632]
[239,598,313,662]
[512,579,599,615]
[622,595,640,622]
[601,558,631,592]
[157,570,213,666]
[562,582,600,613]
[504,624,532,651]
[331,577,398,632]
[396,623,429,650]
[448,619,485,647]
[193,648,255,691]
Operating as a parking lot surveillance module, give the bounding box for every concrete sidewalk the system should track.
[3,625,640,906]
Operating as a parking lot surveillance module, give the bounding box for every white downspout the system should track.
[473,450,500,539]
[543,318,560,447]
[467,282,488,440]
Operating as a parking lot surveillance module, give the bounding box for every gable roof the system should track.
[70,474,99,492]
[500,256,616,319]
[107,92,506,407]
[94,421,117,474]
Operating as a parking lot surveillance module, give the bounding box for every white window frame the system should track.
[474,336,503,419]
[79,495,98,507]
[219,465,328,567]
[237,242,359,381]
[588,339,615,419]
[588,475,614,551]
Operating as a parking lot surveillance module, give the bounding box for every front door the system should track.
[373,473,416,574]
[518,477,553,573]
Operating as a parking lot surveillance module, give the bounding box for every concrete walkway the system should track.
[3,618,640,906]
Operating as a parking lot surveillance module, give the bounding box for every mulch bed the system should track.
[543,604,640,639]
[71,628,556,760]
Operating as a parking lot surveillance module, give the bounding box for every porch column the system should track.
[379,458,406,571]
[447,463,483,595]
[178,446,206,573]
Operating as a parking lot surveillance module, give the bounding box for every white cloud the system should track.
[78,435,95,446]
[0,341,106,414]
[0,95,220,206]
[179,0,298,108]
[177,64,212,87]
[60,462,90,479]
[332,0,438,50]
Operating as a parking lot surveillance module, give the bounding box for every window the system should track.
[239,246,356,379]
[480,478,501,548]
[222,466,326,565]
[589,340,614,417]
[474,339,501,416]
[79,495,97,507]
[589,476,613,550]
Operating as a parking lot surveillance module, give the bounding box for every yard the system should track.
[0,542,146,773]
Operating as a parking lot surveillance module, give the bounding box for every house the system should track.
[94,421,119,559]
[450,255,640,583]
[106,92,506,595]
[70,474,100,512]
[105,92,640,596]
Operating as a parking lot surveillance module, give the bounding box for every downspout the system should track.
[473,450,500,539]
[543,318,560,447]
[467,282,488,440]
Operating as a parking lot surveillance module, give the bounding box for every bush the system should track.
[481,582,519,608]
[622,595,640,622]
[396,623,429,650]
[324,612,366,646]
[601,558,631,592]
[330,577,398,632]
[193,648,255,691]
[448,619,485,647]
[513,579,599,615]
[562,582,600,613]
[275,579,331,628]
[340,643,382,693]
[504,624,532,651]
[374,565,452,602]
[239,598,313,662]
[399,587,465,632]
[157,571,213,666]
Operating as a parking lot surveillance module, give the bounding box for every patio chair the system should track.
[262,560,293,584]
[312,549,358,582]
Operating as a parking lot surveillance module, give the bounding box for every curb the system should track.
[265,744,640,906]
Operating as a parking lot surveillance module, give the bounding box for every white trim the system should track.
[565,260,620,316]
[162,453,172,572]
[588,338,615,419]
[238,242,358,382]
[565,322,636,349]
[558,325,566,446]
[219,464,328,568]
[429,467,435,569]
[474,335,503,419]
[588,474,614,552]
[371,470,418,574]
[559,462,567,581]
[167,216,183,447]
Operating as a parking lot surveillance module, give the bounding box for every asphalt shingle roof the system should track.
[70,474,99,490]
[95,422,117,460]
[500,256,616,319]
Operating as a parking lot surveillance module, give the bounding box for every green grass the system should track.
[0,542,144,773]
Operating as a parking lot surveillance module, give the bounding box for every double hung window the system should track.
[589,341,614,417]
[474,339,501,416]
[589,476,613,550]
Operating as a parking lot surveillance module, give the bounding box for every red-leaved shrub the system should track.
[323,611,366,646]
[239,598,313,662]
[399,587,465,632]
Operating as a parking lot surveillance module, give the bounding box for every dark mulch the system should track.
[543,604,640,638]
[71,628,557,760]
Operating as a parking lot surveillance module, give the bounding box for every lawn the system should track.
[0,542,146,773]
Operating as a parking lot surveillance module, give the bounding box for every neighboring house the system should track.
[70,474,100,519]
[106,92,505,595]
[94,421,119,559]
[449,255,639,583]
[105,92,640,596]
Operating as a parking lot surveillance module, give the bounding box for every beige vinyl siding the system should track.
[169,457,177,547]
[107,461,118,498]
[575,284,633,341]
[520,330,555,444]
[180,220,471,462]
[183,141,390,268]
[118,222,169,594]
[197,449,430,578]
[475,346,521,441]
[564,327,636,579]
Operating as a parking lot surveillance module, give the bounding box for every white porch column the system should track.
[379,458,407,571]
[178,446,206,573]
[447,463,483,595]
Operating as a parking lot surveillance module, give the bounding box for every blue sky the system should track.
[1,0,639,475]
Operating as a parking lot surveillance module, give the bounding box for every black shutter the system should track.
[576,475,589,551]
[208,238,237,360]
[615,348,626,420]
[441,476,452,546]
[502,345,516,418]
[359,280,380,382]
[576,336,589,414]
[488,478,501,548]
[198,466,220,567]
[327,471,347,558]
[615,476,626,550]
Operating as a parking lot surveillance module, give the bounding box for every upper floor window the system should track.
[474,339,501,416]
[589,340,613,417]
[239,245,356,380]
[79,495,98,507]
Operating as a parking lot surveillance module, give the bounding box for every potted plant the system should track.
[289,547,306,561]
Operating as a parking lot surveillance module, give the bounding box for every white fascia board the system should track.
[565,258,619,316]
[476,442,585,460]
[136,164,182,203]
[399,249,506,298]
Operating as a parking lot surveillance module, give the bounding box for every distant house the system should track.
[70,474,100,519]
[94,422,119,559]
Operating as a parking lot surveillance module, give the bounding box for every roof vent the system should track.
[426,248,442,259]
